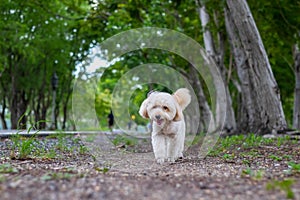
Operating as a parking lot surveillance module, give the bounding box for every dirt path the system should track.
[0,134,300,200]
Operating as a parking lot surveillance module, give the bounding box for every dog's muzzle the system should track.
[155,115,164,125]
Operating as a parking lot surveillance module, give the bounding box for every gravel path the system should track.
[0,133,300,200]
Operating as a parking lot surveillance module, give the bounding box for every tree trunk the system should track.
[188,66,215,133]
[0,74,8,129]
[293,44,300,129]
[9,52,29,130]
[0,97,8,129]
[225,0,287,134]
[198,5,215,56]
[10,70,20,129]
[197,2,236,133]
[11,90,28,129]
[62,88,72,130]
[54,94,59,130]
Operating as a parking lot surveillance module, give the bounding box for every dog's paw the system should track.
[156,158,165,164]
[167,157,176,163]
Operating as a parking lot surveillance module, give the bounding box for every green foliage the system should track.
[0,0,299,131]
[222,153,234,160]
[269,154,283,161]
[208,133,293,157]
[9,126,89,160]
[94,167,110,174]
[241,167,264,180]
[83,134,97,143]
[276,135,292,147]
[266,179,295,199]
[0,0,92,129]
[0,163,18,183]
[9,133,88,159]
[10,132,39,160]
[41,172,76,181]
[0,163,19,174]
[86,0,204,124]
[288,162,300,173]
[208,134,261,156]
[112,134,138,147]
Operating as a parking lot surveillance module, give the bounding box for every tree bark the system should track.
[197,2,236,133]
[0,75,8,129]
[188,66,215,133]
[225,0,287,134]
[9,54,29,130]
[293,44,300,129]
[0,97,8,129]
[11,90,28,129]
[62,88,72,130]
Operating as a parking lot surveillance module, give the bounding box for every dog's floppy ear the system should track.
[173,101,183,121]
[139,98,149,119]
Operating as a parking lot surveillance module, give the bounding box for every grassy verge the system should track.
[8,131,89,160]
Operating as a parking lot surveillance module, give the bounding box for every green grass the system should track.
[269,154,283,161]
[266,179,295,199]
[40,172,77,181]
[241,167,264,180]
[9,128,89,160]
[9,119,45,159]
[222,153,234,160]
[55,134,71,152]
[95,166,110,174]
[0,163,19,183]
[0,163,19,173]
[10,132,39,160]
[207,133,295,158]
[84,134,97,143]
[112,135,138,147]
[288,162,300,173]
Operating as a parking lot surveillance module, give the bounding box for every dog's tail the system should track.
[173,88,191,110]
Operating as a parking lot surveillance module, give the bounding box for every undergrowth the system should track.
[8,122,88,160]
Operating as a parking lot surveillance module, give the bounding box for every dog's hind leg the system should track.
[177,133,185,159]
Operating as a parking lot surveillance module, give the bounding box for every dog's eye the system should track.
[152,105,158,109]
[162,106,169,111]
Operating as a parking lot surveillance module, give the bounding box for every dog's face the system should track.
[139,91,183,127]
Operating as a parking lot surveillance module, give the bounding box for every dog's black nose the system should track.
[155,115,161,120]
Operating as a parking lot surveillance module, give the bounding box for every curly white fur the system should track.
[139,88,191,164]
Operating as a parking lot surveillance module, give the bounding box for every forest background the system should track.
[0,0,299,135]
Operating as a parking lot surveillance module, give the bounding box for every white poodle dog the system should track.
[139,88,191,164]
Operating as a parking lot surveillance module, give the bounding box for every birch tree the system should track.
[293,44,300,129]
[224,0,287,134]
[187,65,215,133]
[196,0,236,133]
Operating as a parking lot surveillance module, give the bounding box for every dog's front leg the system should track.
[152,133,166,164]
[166,137,177,163]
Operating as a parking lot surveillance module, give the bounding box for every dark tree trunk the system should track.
[225,0,287,134]
[54,99,59,130]
[10,75,20,129]
[34,93,42,128]
[11,90,28,129]
[9,53,29,130]
[62,88,72,130]
[33,86,50,130]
